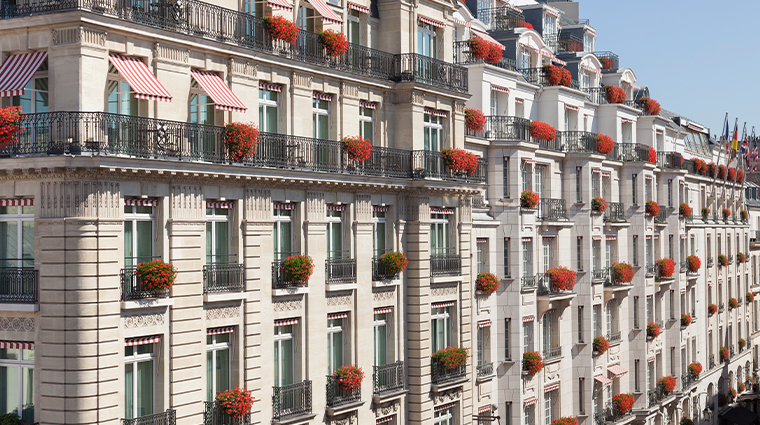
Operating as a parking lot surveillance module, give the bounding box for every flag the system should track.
[753,137,758,172]
[732,119,739,153]
[743,127,750,166]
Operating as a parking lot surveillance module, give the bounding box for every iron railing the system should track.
[543,33,583,53]
[606,143,650,163]
[373,361,405,394]
[326,374,361,407]
[453,41,516,71]
[520,68,580,89]
[592,268,609,282]
[431,357,466,384]
[521,275,537,290]
[584,87,606,104]
[204,401,250,425]
[604,202,626,223]
[472,194,487,209]
[325,256,357,284]
[272,380,312,422]
[272,252,307,289]
[391,53,468,92]
[537,272,574,296]
[372,257,401,281]
[466,115,531,142]
[560,131,600,154]
[121,409,176,425]
[655,209,667,224]
[608,331,622,344]
[477,6,527,30]
[203,263,244,293]
[542,346,562,361]
[477,362,494,377]
[680,261,687,272]
[657,152,684,169]
[538,198,567,221]
[646,264,656,277]
[709,354,716,369]
[594,404,631,425]
[412,150,487,183]
[430,252,462,277]
[120,266,169,301]
[0,267,39,303]
[594,51,619,70]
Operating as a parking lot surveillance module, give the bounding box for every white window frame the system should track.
[372,210,387,256]
[107,63,139,116]
[206,207,232,265]
[360,106,374,143]
[0,205,35,268]
[13,60,48,114]
[430,214,451,255]
[327,318,344,373]
[424,113,445,151]
[374,313,390,366]
[206,333,232,401]
[434,406,454,425]
[125,344,156,419]
[273,208,293,259]
[258,88,279,133]
[124,204,155,267]
[313,98,330,140]
[0,347,34,423]
[431,307,451,352]
[274,325,295,387]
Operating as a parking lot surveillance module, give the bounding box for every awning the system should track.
[191,69,247,113]
[472,28,505,50]
[374,306,393,314]
[313,91,334,102]
[207,326,235,335]
[0,198,33,206]
[373,205,389,212]
[607,364,628,377]
[348,1,369,14]
[523,315,534,322]
[564,103,579,111]
[124,198,158,207]
[0,51,48,97]
[424,108,448,117]
[430,207,454,215]
[524,396,537,406]
[305,0,343,24]
[453,18,470,27]
[479,406,492,413]
[259,81,283,92]
[0,341,34,350]
[274,318,299,327]
[206,200,234,209]
[720,406,759,425]
[267,0,292,11]
[376,416,394,424]
[328,312,348,320]
[108,54,172,102]
[360,100,377,109]
[432,301,455,309]
[419,15,444,28]
[594,374,612,387]
[544,382,559,392]
[435,402,456,412]
[491,84,509,94]
[274,202,296,210]
[478,320,492,328]
[126,335,161,346]
[552,57,567,66]
[326,204,345,211]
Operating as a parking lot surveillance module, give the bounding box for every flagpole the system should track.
[713,113,728,198]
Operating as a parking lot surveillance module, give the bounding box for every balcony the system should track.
[593,51,620,71]
[272,252,307,290]
[521,275,537,290]
[655,209,667,224]
[604,202,626,223]
[203,263,244,293]
[391,53,468,92]
[120,264,169,301]
[477,362,495,378]
[372,257,400,281]
[542,346,562,362]
[710,354,716,369]
[204,401,250,425]
[605,143,650,163]
[477,6,527,31]
[325,254,357,284]
[272,380,313,423]
[430,251,462,277]
[559,131,601,154]
[122,409,176,425]
[657,152,685,170]
[707,257,714,267]
[592,268,609,283]
[0,266,39,303]
[680,261,687,273]
[453,41,517,71]
[431,357,466,385]
[537,273,576,300]
[646,264,656,277]
[521,68,580,90]
[681,373,698,390]
[2,112,486,183]
[543,33,584,53]
[594,405,632,425]
[326,374,361,408]
[607,331,622,345]
[538,198,568,221]
[466,116,531,142]
[373,361,405,396]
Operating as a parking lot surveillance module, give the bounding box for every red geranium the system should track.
[682,418,694,425]
[597,133,614,154]
[264,15,299,44]
[523,351,544,375]
[476,272,499,294]
[470,38,489,60]
[707,162,717,177]
[521,190,539,209]
[603,85,626,104]
[342,135,373,161]
[687,362,702,377]
[281,255,314,282]
[0,106,23,149]
[441,147,478,175]
[318,29,349,56]
[685,255,700,272]
[215,386,254,417]
[728,167,736,181]
[658,375,676,393]
[741,209,748,220]
[639,97,661,115]
[530,121,557,141]
[543,64,571,87]
[432,346,468,369]
[718,164,727,179]
[522,22,534,29]
[591,196,608,213]
[739,382,746,393]
[645,200,660,217]
[691,158,703,173]
[486,42,503,64]
[464,108,486,132]
[737,169,745,182]
[551,418,577,425]
[722,208,731,219]
[380,251,408,275]
[599,57,612,70]
[612,394,635,414]
[333,364,365,390]
[747,292,755,303]
[647,321,661,338]
[737,252,746,263]
[679,203,692,218]
[739,338,747,350]
[611,262,634,283]
[593,335,609,354]
[656,258,675,278]
[546,266,576,291]
[708,303,717,315]
[729,297,738,309]
[718,254,728,267]
[223,122,260,162]
[648,147,657,164]
[681,313,692,327]
[720,346,729,361]
[135,259,177,292]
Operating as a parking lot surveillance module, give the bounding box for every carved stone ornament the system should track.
[153,43,190,64]
[431,285,457,297]
[373,290,395,302]
[375,401,400,417]
[433,388,462,404]
[329,413,356,425]
[273,297,303,312]
[206,306,241,320]
[52,26,106,46]
[124,313,166,329]
[0,317,34,332]
[326,294,352,307]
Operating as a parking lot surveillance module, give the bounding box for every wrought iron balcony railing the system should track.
[521,275,537,290]
[646,264,656,277]
[657,152,685,169]
[326,374,361,407]
[272,252,307,290]
[595,405,632,425]
[453,41,516,71]
[709,354,716,369]
[391,53,468,92]
[373,361,404,395]
[655,209,667,224]
[542,346,562,361]
[559,131,601,154]
[325,255,356,284]
[592,268,609,282]
[477,5,527,30]
[0,267,39,303]
[538,198,567,221]
[608,331,622,344]
[477,362,494,377]
[412,150,487,183]
[466,115,531,142]
[204,401,251,425]
[594,51,620,70]
[431,357,466,385]
[520,68,580,89]
[537,273,574,296]
[604,202,626,223]
[372,257,400,281]
[430,252,462,277]
[120,264,169,301]
[543,33,583,53]
[272,380,312,422]
[122,409,176,425]
[606,143,650,163]
[203,263,245,293]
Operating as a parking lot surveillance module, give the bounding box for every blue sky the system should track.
[577,0,757,137]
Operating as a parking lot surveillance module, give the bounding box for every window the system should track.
[360,106,374,143]
[522,239,532,277]
[668,235,673,259]
[0,346,34,423]
[576,237,583,271]
[592,172,599,197]
[633,297,639,329]
[243,0,262,16]
[504,238,511,278]
[593,305,601,336]
[542,238,552,271]
[313,98,330,140]
[504,158,510,198]
[125,343,155,419]
[543,390,556,425]
[297,6,316,31]
[592,239,601,272]
[646,296,653,323]
[431,307,451,352]
[605,240,613,268]
[707,234,712,261]
[373,210,387,256]
[542,312,556,354]
[424,113,444,151]
[606,300,616,336]
[206,332,232,401]
[667,180,673,207]
[374,313,389,365]
[505,319,511,360]
[633,235,639,266]
[108,63,139,116]
[431,213,450,255]
[477,327,487,366]
[523,321,533,352]
[519,47,531,69]
[578,306,584,343]
[0,203,34,268]
[477,240,487,274]
[543,13,556,37]
[646,238,653,267]
[273,207,293,260]
[274,325,294,387]
[576,167,582,203]
[327,318,344,373]
[583,33,595,52]
[124,202,155,267]
[634,359,640,392]
[259,88,279,133]
[347,10,361,44]
[592,381,600,415]
[418,22,437,59]
[206,206,230,265]
[190,78,216,125]
[579,379,585,413]
[490,91,499,116]
[326,209,344,260]
[631,174,637,205]
[524,404,534,425]
[13,60,48,114]
[434,406,454,425]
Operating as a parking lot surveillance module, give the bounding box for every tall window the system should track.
[430,213,450,256]
[634,359,640,392]
[593,305,601,336]
[490,91,499,116]
[520,47,531,69]
[583,33,595,52]
[633,297,639,329]
[542,312,555,353]
[544,391,556,425]
[360,106,374,143]
[243,0,262,16]
[0,346,34,423]
[297,6,315,31]
[190,79,216,125]
[592,239,601,271]
[534,166,544,203]
[373,209,387,256]
[273,206,293,260]
[576,167,582,203]
[504,158,510,198]
[522,239,532,277]
[605,240,614,268]
[347,10,361,44]
[633,235,639,266]
[504,319,511,360]
[477,240,487,274]
[424,113,444,151]
[576,237,583,271]
[577,306,584,343]
[206,206,230,265]
[259,88,279,133]
[592,172,599,197]
[667,180,673,207]
[631,174,637,205]
[125,343,155,419]
[524,405,534,425]
[374,313,388,366]
[124,202,154,267]
[522,164,532,192]
[313,98,330,140]
[504,238,511,278]
[522,321,533,352]
[417,22,437,58]
[326,209,343,259]
[108,63,139,116]
[0,203,34,268]
[542,238,552,271]
[13,60,48,114]
[206,332,232,401]
[434,406,454,425]
[327,318,344,373]
[431,307,451,352]
[274,324,294,387]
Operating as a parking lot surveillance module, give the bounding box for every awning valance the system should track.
[607,364,628,377]
[274,318,299,327]
[305,0,343,24]
[432,301,455,309]
[348,1,369,14]
[108,54,172,102]
[207,326,235,335]
[419,15,444,28]
[125,198,158,207]
[0,341,33,350]
[328,312,348,320]
[0,198,33,206]
[267,0,292,11]
[206,201,234,209]
[594,374,612,387]
[374,306,393,314]
[472,28,505,50]
[191,69,247,113]
[0,51,48,98]
[126,335,161,346]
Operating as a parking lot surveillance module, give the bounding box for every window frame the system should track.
[125,343,156,419]
[0,347,34,423]
[258,88,279,133]
[0,205,35,268]
[124,204,155,267]
[206,332,232,401]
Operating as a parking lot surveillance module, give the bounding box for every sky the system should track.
[571,0,759,138]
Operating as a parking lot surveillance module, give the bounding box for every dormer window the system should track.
[543,12,556,36]
[520,47,531,69]
[583,33,595,52]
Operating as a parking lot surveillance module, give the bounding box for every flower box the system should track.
[543,64,571,87]
[720,346,729,361]
[529,121,556,141]
[708,303,717,315]
[379,251,408,275]
[707,162,717,177]
[612,394,634,414]
[464,108,486,132]
[342,136,373,161]
[685,255,700,273]
[0,106,23,149]
[611,262,634,283]
[741,209,748,221]
[737,170,745,183]
[593,335,609,354]
[679,203,691,218]
[264,15,299,44]
[522,351,544,376]
[602,85,626,104]
[737,252,746,263]
[646,321,661,338]
[216,386,255,417]
[596,133,614,154]
[701,207,710,220]
[718,254,728,267]
[550,418,577,425]
[469,38,503,64]
[729,297,738,309]
[281,255,315,282]
[639,97,661,115]
[591,196,608,213]
[648,147,657,163]
[687,362,702,377]
[728,167,736,181]
[645,200,660,217]
[656,258,675,278]
[135,260,177,293]
[441,148,478,175]
[680,313,692,327]
[224,122,260,162]
[333,364,365,390]
[692,158,706,174]
[718,164,727,179]
[546,266,576,291]
[739,338,746,350]
[520,190,539,209]
[318,29,349,57]
[658,375,676,393]
[476,272,499,294]
[722,208,731,220]
[747,292,755,303]
[738,382,746,393]
[432,346,468,369]
[681,418,694,425]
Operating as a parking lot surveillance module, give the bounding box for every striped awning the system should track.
[544,382,559,392]
[424,108,448,117]
[0,51,48,98]
[327,204,345,211]
[374,306,393,314]
[207,326,235,335]
[374,205,389,212]
[539,50,553,58]
[582,65,600,75]
[594,374,612,387]
[472,28,505,50]
[430,207,454,215]
[108,54,172,102]
[647,356,655,362]
[419,15,444,28]
[191,69,247,113]
[267,0,293,11]
[0,341,33,350]
[274,318,299,327]
[524,396,537,406]
[328,312,348,320]
[478,320,492,328]
[552,57,567,66]
[313,91,334,102]
[435,402,456,412]
[125,335,161,346]
[207,200,234,209]
[432,301,454,309]
[479,405,492,413]
[523,315,534,322]
[305,0,343,24]
[376,416,394,424]
[491,84,509,94]
[608,364,627,377]
[592,235,602,241]
[521,237,532,242]
[515,98,524,104]
[606,235,616,240]
[453,18,470,27]
[476,238,489,243]
[0,198,33,206]
[543,309,556,316]
[360,100,377,109]
[565,103,579,111]
[124,198,158,207]
[622,118,633,124]
[348,1,369,14]
[259,81,283,92]
[274,202,296,210]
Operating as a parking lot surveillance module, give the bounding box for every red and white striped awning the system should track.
[376,416,394,424]
[564,103,579,111]
[472,28,505,50]
[0,341,33,350]
[435,402,456,412]
[478,319,492,328]
[552,57,567,66]
[521,237,532,242]
[582,65,600,75]
[432,301,455,309]
[592,167,602,173]
[491,84,509,94]
[267,0,292,11]
[431,207,454,215]
[594,374,612,387]
[541,235,555,240]
[360,100,377,109]
[207,326,235,335]
[327,204,345,211]
[348,1,369,14]
[647,356,655,362]
[453,18,470,27]
[328,312,348,320]
[523,315,534,322]
[544,8,560,18]
[524,396,537,406]
[424,108,448,117]
[606,235,616,240]
[313,91,334,102]
[621,118,633,124]
[608,364,627,377]
[305,0,343,24]
[259,81,283,92]
[124,198,158,207]
[274,202,295,210]
[207,200,234,209]
[108,54,172,102]
[374,306,393,314]
[0,51,48,98]
[656,129,664,135]
[125,335,161,346]
[543,309,556,316]
[419,15,444,28]
[191,69,247,113]
[477,238,489,243]
[479,406,492,413]
[680,288,686,294]
[0,198,33,206]
[592,235,602,241]
[374,205,389,212]
[544,382,559,392]
[645,175,653,180]
[515,98,525,104]
[274,318,299,327]
[539,50,554,59]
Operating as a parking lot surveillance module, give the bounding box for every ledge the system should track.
[476,373,496,383]
[372,388,407,404]
[325,400,364,417]
[326,283,358,292]
[273,287,310,297]
[0,303,39,312]
[272,413,318,425]
[372,279,402,288]
[431,377,468,393]
[121,297,174,310]
[431,275,462,285]
[203,292,248,303]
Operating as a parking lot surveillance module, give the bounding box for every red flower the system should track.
[224,122,259,162]
[729,297,738,309]
[464,108,486,132]
[639,97,661,115]
[707,162,717,177]
[718,164,726,179]
[135,260,177,292]
[522,351,544,375]
[739,338,747,350]
[342,136,373,161]
[0,106,23,149]
[611,262,634,283]
[648,147,657,164]
[737,169,745,182]
[318,29,349,57]
[333,364,365,390]
[546,266,576,291]
[647,321,661,337]
[658,375,676,393]
[281,255,314,282]
[593,335,609,354]
[551,418,578,425]
[687,362,702,377]
[215,386,255,417]
[441,148,478,175]
[680,313,692,327]
[522,22,534,30]
[432,346,468,369]
[656,258,675,278]
[685,255,700,273]
[692,158,706,174]
[720,346,729,361]
[380,251,408,275]
[737,252,746,263]
[591,196,608,213]
[529,121,557,141]
[747,292,755,303]
[520,190,539,208]
[718,254,728,267]
[602,85,626,104]
[596,133,614,154]
[738,382,746,393]
[476,272,499,294]
[708,303,717,315]
[264,15,299,44]
[599,57,612,70]
[612,394,635,414]
[543,64,571,87]
[728,167,736,181]
[645,201,660,217]
[741,209,748,220]
[469,38,503,64]
[722,208,731,219]
[679,203,692,218]
[486,41,503,64]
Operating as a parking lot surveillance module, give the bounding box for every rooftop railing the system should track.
[477,5,527,30]
[453,41,517,71]
[520,68,580,90]
[593,51,620,70]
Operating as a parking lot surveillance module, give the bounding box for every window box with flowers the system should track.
[747,292,754,303]
[224,122,259,163]
[318,29,349,57]
[722,208,731,220]
[708,162,717,177]
[687,362,702,377]
[342,136,373,162]
[728,387,737,399]
[591,196,608,213]
[708,303,717,315]
[692,158,706,174]
[441,148,478,176]
[0,106,23,150]
[720,346,729,362]
[656,258,675,279]
[728,167,736,182]
[737,170,745,183]
[701,207,710,221]
[476,272,499,294]
[740,209,748,221]
[739,338,746,351]
[718,255,728,267]
[542,64,572,87]
[333,364,365,390]
[264,15,299,44]
[738,382,746,393]
[593,335,609,355]
[658,375,676,394]
[638,97,661,115]
[464,108,486,133]
[134,259,177,297]
[612,394,635,414]
[718,165,727,179]
[469,38,503,65]
[645,200,660,217]
[646,322,661,338]
[596,133,614,155]
[432,347,468,384]
[737,252,746,264]
[522,351,544,376]
[520,190,539,209]
[281,255,315,283]
[679,203,691,218]
[602,85,626,104]
[648,147,658,164]
[214,386,255,419]
[611,262,634,284]
[529,121,557,142]
[729,297,738,309]
[545,266,576,292]
[685,255,700,273]
[377,251,408,279]
[681,418,694,425]
[680,313,692,327]
[550,418,578,425]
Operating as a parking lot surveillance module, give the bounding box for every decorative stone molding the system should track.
[326,294,352,307]
[206,306,241,320]
[0,317,34,332]
[373,290,395,302]
[393,90,424,105]
[124,313,165,329]
[453,100,465,114]
[355,194,372,222]
[273,297,303,312]
[170,185,204,219]
[340,82,359,99]
[375,400,400,417]
[39,181,121,219]
[153,43,189,65]
[293,73,313,89]
[229,58,257,78]
[306,192,325,221]
[399,196,429,222]
[52,26,106,47]
[459,196,472,224]
[330,413,356,425]
[431,285,457,297]
[433,388,462,404]
[245,188,272,222]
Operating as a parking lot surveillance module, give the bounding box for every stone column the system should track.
[458,195,474,423]
[354,194,374,423]
[304,191,328,410]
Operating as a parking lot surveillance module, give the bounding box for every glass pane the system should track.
[21,367,32,424]
[266,106,278,134]
[424,127,430,151]
[280,339,293,386]
[349,20,360,44]
[318,114,329,140]
[329,222,342,256]
[35,78,49,113]
[0,222,17,268]
[207,351,213,401]
[374,222,385,255]
[330,331,343,371]
[437,318,445,350]
[124,221,134,267]
[362,120,373,143]
[11,81,32,113]
[135,220,153,261]
[215,222,229,263]
[21,222,33,267]
[206,223,213,265]
[136,359,154,416]
[277,222,291,257]
[124,364,134,419]
[215,348,230,395]
[375,323,387,365]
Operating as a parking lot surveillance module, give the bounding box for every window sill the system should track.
[326,282,358,292]
[431,275,462,285]
[630,204,640,209]
[0,303,39,312]
[273,286,310,297]
[372,279,402,288]
[272,413,318,425]
[121,297,174,310]
[204,292,248,303]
